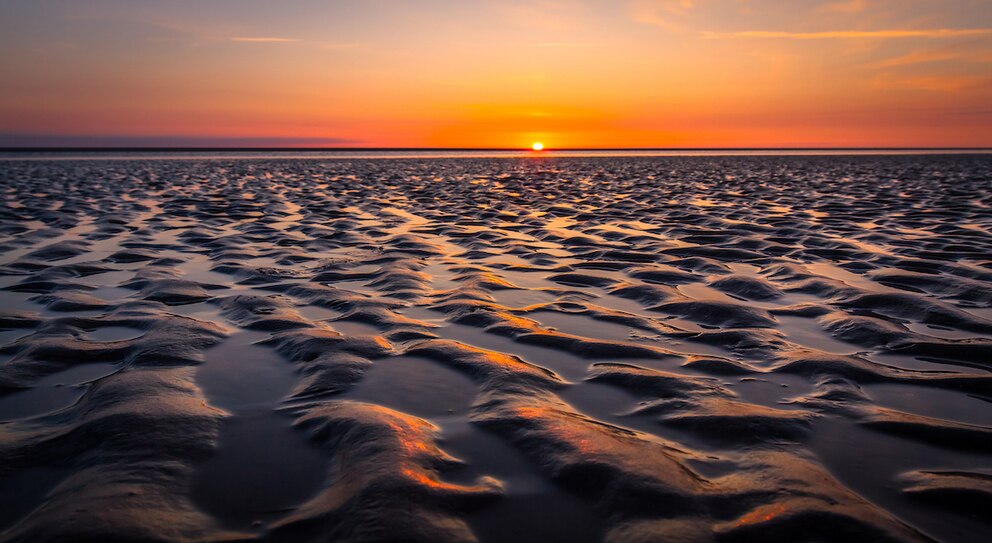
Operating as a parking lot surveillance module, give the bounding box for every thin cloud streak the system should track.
[629,0,695,31]
[871,50,959,68]
[703,28,992,40]
[0,134,358,148]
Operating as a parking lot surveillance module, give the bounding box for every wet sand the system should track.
[0,154,990,542]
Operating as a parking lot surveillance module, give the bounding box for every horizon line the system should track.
[3,146,992,152]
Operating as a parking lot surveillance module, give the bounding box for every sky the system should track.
[1,0,991,148]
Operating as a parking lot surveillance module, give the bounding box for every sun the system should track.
[531,142,544,151]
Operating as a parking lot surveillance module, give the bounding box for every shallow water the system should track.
[0,155,990,542]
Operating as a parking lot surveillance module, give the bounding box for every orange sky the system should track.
[1,0,991,148]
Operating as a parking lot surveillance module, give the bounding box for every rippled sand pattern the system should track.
[1,155,990,542]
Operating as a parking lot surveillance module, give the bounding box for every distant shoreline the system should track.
[3,147,991,162]
[2,147,991,153]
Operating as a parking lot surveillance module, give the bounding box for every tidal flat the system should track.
[0,153,990,542]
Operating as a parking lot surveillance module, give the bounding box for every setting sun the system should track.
[531,142,544,151]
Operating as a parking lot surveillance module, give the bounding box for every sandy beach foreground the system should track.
[0,154,990,542]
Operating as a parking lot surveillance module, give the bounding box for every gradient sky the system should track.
[1,0,991,148]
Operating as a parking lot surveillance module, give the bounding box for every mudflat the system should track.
[0,154,990,542]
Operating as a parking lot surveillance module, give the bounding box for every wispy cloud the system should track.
[230,36,299,43]
[872,50,958,68]
[703,28,992,40]
[871,48,992,68]
[629,0,695,31]
[0,134,358,148]
[873,73,992,92]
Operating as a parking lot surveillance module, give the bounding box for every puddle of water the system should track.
[399,305,448,325]
[0,329,33,347]
[811,417,990,543]
[295,304,342,321]
[904,322,982,340]
[191,408,329,530]
[559,380,646,422]
[594,293,661,318]
[864,382,992,426]
[0,386,87,422]
[865,352,981,373]
[86,326,144,342]
[183,260,245,286]
[457,421,607,543]
[677,283,740,304]
[167,302,226,321]
[663,337,735,357]
[195,331,295,411]
[805,262,899,294]
[329,279,371,292]
[329,320,384,337]
[729,374,814,409]
[963,306,992,322]
[86,286,134,303]
[80,270,134,287]
[488,288,558,308]
[0,290,40,313]
[528,311,634,342]
[341,355,477,419]
[192,330,330,530]
[776,315,858,354]
[0,362,117,421]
